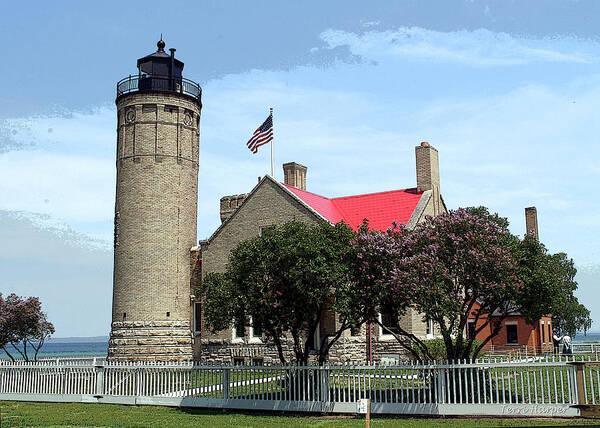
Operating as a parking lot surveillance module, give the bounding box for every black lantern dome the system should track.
[116,38,202,104]
[137,37,184,79]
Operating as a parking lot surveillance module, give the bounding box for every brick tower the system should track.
[108,39,202,360]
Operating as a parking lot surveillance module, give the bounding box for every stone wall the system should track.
[109,321,193,361]
[199,334,414,365]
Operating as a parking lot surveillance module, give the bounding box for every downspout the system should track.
[366,323,373,364]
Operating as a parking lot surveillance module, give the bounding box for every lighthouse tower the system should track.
[108,39,202,361]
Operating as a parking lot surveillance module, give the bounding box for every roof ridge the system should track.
[282,182,421,201]
[330,198,351,224]
[281,183,332,200]
[332,187,420,201]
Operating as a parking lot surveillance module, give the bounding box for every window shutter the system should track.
[320,308,336,336]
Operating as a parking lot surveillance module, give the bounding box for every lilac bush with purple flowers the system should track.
[355,208,522,361]
[0,293,55,361]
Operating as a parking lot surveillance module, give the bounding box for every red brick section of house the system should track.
[467,207,553,354]
[468,303,553,354]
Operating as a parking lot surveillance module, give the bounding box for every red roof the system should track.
[282,183,423,231]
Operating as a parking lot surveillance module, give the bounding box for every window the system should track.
[233,357,245,366]
[250,317,262,340]
[547,324,551,343]
[425,318,435,338]
[252,358,264,366]
[541,321,546,343]
[233,318,245,340]
[258,225,275,237]
[379,310,400,336]
[194,302,202,334]
[506,324,518,344]
[320,308,336,337]
[467,320,476,340]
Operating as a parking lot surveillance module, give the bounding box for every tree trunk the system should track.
[1,345,15,362]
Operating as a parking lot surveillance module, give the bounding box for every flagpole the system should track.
[270,107,274,177]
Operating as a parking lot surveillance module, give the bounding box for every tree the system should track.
[0,293,55,362]
[355,207,591,361]
[201,220,362,365]
[551,293,591,337]
[514,236,591,336]
[355,209,523,361]
[467,207,591,337]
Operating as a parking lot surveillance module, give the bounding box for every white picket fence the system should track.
[1,356,598,416]
[572,343,600,354]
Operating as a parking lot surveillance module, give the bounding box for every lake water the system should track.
[574,331,600,343]
[0,340,107,360]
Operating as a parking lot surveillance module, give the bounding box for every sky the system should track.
[0,0,599,337]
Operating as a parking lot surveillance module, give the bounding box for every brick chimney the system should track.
[283,162,307,190]
[525,207,539,240]
[219,194,247,223]
[415,142,441,215]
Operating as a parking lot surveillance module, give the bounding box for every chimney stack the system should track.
[415,142,441,214]
[219,194,248,223]
[283,162,307,190]
[525,207,539,240]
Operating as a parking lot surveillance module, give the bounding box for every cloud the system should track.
[0,108,116,238]
[0,120,36,152]
[0,150,115,226]
[320,27,597,66]
[361,21,380,28]
[0,106,114,155]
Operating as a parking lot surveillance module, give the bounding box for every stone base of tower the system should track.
[108,320,193,361]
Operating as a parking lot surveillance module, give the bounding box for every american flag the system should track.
[246,113,273,154]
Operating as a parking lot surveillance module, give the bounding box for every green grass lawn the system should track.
[1,401,600,428]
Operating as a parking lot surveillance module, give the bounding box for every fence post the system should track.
[320,366,330,403]
[567,361,585,405]
[95,361,105,397]
[436,367,446,404]
[137,365,142,396]
[223,368,230,400]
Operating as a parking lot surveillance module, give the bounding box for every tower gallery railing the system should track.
[116,75,202,102]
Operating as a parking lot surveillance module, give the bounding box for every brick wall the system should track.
[472,314,554,353]
[415,142,441,216]
[109,91,201,361]
[525,207,539,239]
[282,162,307,190]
